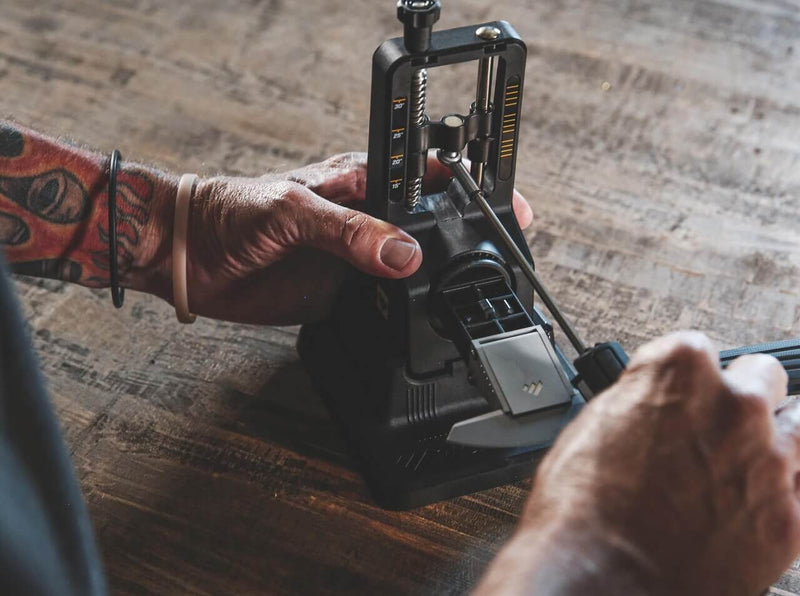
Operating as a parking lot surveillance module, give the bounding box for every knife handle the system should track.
[720,339,800,396]
[574,338,800,398]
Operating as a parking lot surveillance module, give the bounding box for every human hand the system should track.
[144,152,533,325]
[477,331,798,596]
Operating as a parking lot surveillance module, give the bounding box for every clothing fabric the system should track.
[0,257,105,595]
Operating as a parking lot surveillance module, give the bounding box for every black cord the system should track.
[108,149,125,308]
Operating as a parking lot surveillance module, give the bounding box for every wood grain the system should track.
[2,0,800,594]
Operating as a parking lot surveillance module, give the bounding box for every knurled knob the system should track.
[396,0,442,53]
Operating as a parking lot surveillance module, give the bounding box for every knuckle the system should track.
[263,181,311,245]
[629,331,714,373]
[777,400,800,436]
[647,342,716,385]
[339,212,372,249]
[736,391,773,419]
[272,187,298,217]
[755,353,789,385]
[326,152,367,169]
[660,334,714,367]
[620,333,722,408]
[721,354,787,417]
[326,153,368,200]
[340,212,369,248]
[350,167,368,199]
[274,181,310,214]
[724,389,773,433]
[276,180,307,200]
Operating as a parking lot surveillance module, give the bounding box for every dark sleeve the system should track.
[0,255,106,595]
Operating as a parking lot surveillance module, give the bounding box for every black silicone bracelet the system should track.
[108,150,125,308]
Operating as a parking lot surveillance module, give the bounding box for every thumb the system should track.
[296,187,422,278]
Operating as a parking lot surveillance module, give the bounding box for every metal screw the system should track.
[406,68,429,211]
[476,26,501,40]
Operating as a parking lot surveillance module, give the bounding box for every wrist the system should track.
[0,121,184,292]
[120,167,178,300]
[476,513,658,596]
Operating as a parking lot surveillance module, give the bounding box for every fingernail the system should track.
[380,238,418,271]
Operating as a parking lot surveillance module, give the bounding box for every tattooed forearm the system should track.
[10,259,82,282]
[0,213,30,245]
[0,169,88,223]
[0,121,177,293]
[89,173,154,275]
[0,124,24,158]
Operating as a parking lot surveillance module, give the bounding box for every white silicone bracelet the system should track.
[173,174,198,324]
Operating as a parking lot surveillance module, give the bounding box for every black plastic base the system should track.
[297,318,576,510]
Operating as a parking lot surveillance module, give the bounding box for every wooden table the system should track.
[2,0,800,593]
